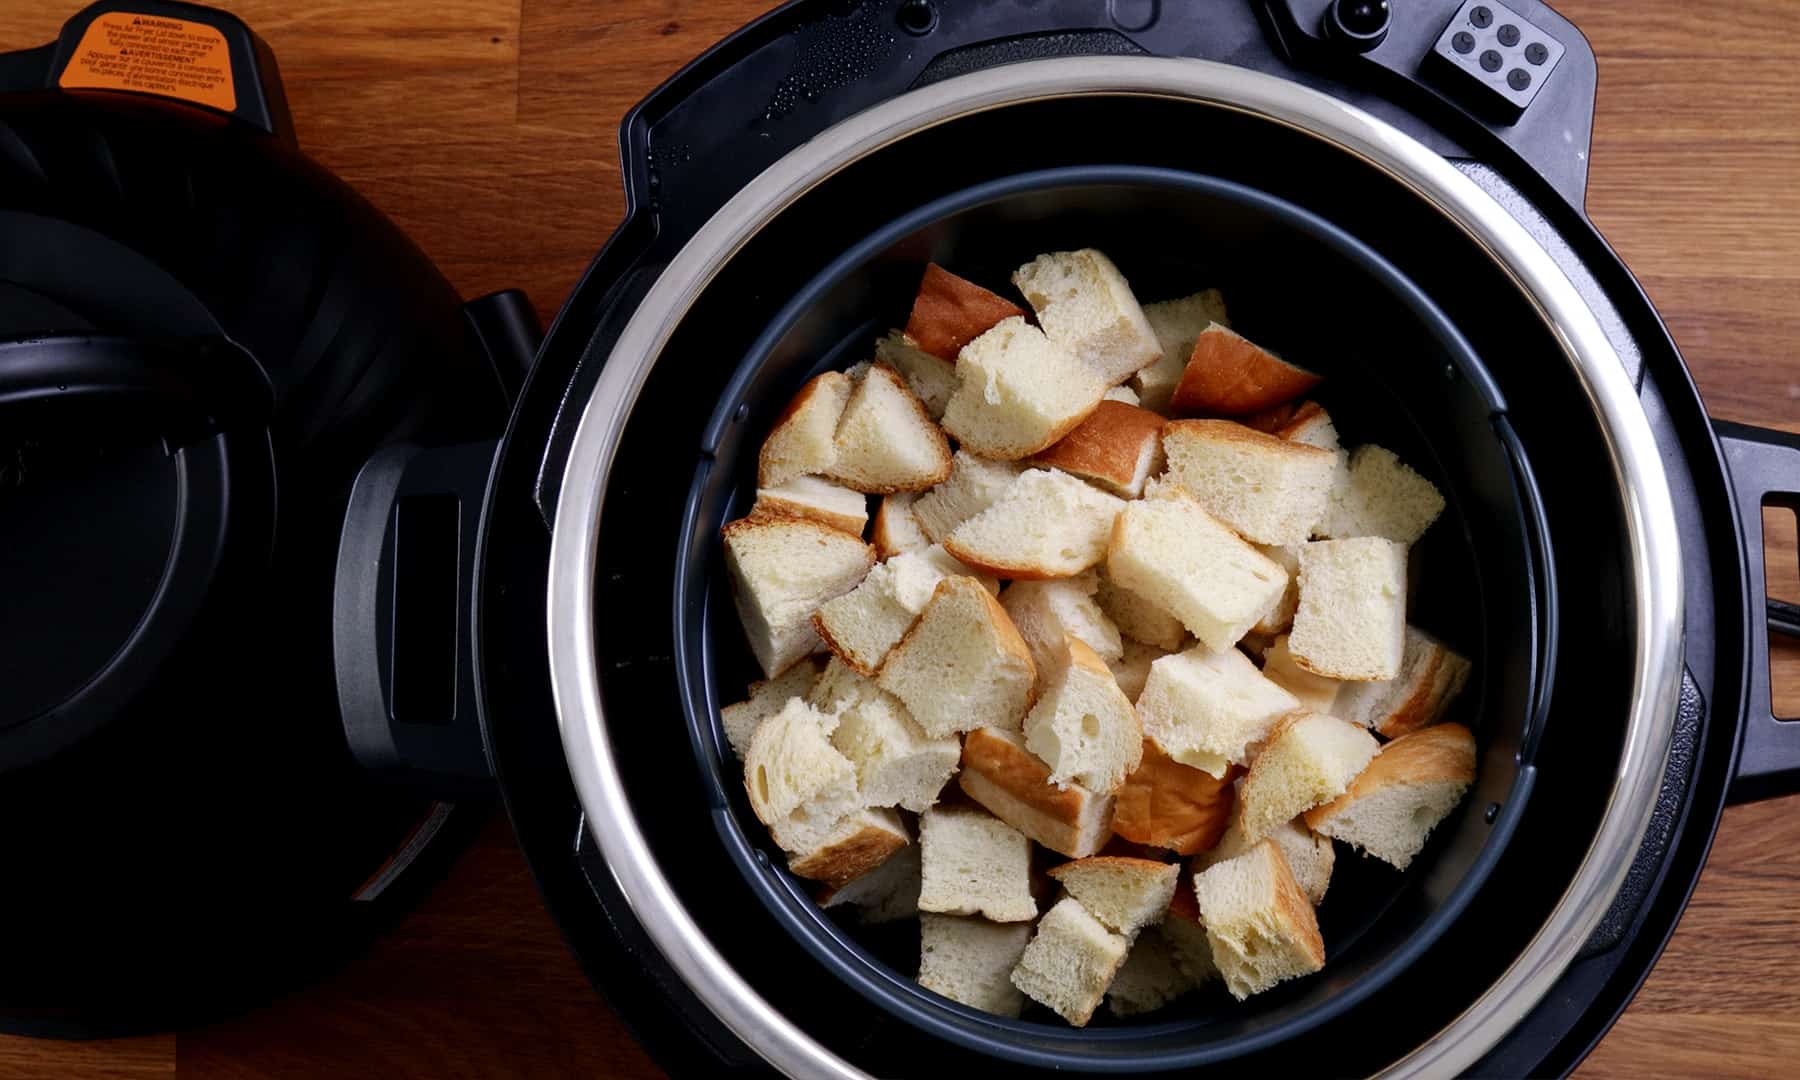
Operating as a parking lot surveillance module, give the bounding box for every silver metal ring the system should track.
[546,55,1684,1078]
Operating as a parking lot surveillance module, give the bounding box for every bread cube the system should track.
[1319,444,1445,543]
[1259,634,1344,714]
[1094,574,1188,652]
[1105,489,1288,651]
[917,804,1038,922]
[742,698,862,854]
[1161,420,1338,545]
[722,514,874,678]
[875,330,958,420]
[1111,737,1239,855]
[825,669,961,813]
[1192,840,1325,1000]
[758,370,852,487]
[1000,572,1122,671]
[1200,808,1336,906]
[1135,645,1300,778]
[959,726,1114,858]
[1045,855,1180,938]
[720,655,826,759]
[1306,723,1477,869]
[1023,638,1143,794]
[825,363,952,493]
[877,577,1037,737]
[1168,324,1321,417]
[1289,537,1408,681]
[872,492,929,558]
[1334,626,1473,738]
[1013,249,1162,386]
[942,317,1104,459]
[1238,711,1379,842]
[945,468,1125,580]
[918,914,1034,1017]
[911,450,1023,543]
[1009,896,1131,1026]
[819,842,921,923]
[814,544,986,675]
[1031,400,1167,498]
[904,263,1027,362]
[1134,289,1230,413]
[786,808,911,890]
[752,474,868,536]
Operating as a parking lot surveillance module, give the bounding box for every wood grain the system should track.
[0,0,1795,1076]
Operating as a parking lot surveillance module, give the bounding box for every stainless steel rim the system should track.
[546,56,1684,1079]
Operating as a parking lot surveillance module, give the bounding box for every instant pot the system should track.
[5,0,1798,1075]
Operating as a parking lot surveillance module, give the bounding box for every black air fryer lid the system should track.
[0,0,517,1035]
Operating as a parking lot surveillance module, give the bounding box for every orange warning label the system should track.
[58,12,237,113]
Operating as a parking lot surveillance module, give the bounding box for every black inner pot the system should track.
[663,166,1549,1069]
[575,95,1640,1076]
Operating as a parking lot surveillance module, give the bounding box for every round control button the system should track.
[1452,30,1476,53]
[1470,5,1493,28]
[1480,49,1503,72]
[1507,67,1531,90]
[1497,23,1521,46]
[1525,41,1549,64]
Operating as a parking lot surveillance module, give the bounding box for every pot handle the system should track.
[1715,419,1800,804]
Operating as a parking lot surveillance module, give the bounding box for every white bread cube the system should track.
[1320,444,1445,543]
[1169,324,1321,417]
[959,726,1114,858]
[826,669,961,813]
[944,468,1126,580]
[872,492,929,558]
[877,576,1037,737]
[742,698,862,855]
[1161,420,1338,545]
[1012,249,1161,386]
[752,475,868,536]
[1239,711,1380,842]
[758,370,852,487]
[1103,384,1140,405]
[1095,575,1187,652]
[814,544,986,675]
[1251,543,1302,635]
[1290,537,1408,681]
[720,655,826,759]
[917,804,1037,922]
[911,450,1023,543]
[1106,926,1200,1016]
[819,841,921,923]
[1009,896,1131,1026]
[1192,841,1325,1000]
[1111,736,1238,855]
[1134,289,1230,414]
[875,330,958,420]
[1023,638,1143,795]
[918,914,1033,1017]
[1335,626,1473,738]
[1106,489,1288,651]
[1259,634,1343,715]
[1000,572,1122,671]
[1135,645,1300,778]
[825,363,953,494]
[1045,855,1180,938]
[723,514,874,678]
[1031,400,1167,498]
[1105,638,1166,703]
[1200,806,1336,906]
[1281,401,1340,451]
[786,808,910,890]
[942,316,1104,460]
[1306,723,1476,869]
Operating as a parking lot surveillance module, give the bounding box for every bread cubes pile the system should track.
[720,251,1478,1026]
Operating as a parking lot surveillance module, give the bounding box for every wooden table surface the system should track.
[2,1,1798,1076]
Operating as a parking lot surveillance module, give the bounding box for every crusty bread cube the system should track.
[1009,895,1132,1026]
[752,475,868,536]
[1135,645,1300,778]
[1094,574,1187,652]
[871,492,929,558]
[1134,289,1230,414]
[1192,840,1325,1000]
[1259,634,1343,714]
[917,804,1038,922]
[877,576,1037,737]
[942,317,1104,460]
[1000,572,1122,671]
[959,726,1114,858]
[758,370,853,487]
[825,363,953,493]
[819,841,921,923]
[1013,249,1162,386]
[814,545,983,674]
[1251,543,1302,635]
[1200,805,1336,906]
[1238,711,1379,843]
[1319,444,1445,543]
[826,669,961,813]
[1031,400,1167,498]
[722,514,874,678]
[1105,638,1166,703]
[1289,537,1408,681]
[1241,400,1340,453]
[786,808,911,890]
[1023,638,1143,795]
[875,330,958,420]
[905,263,1027,362]
[1046,855,1180,937]
[1169,324,1321,417]
[918,913,1034,1017]
[719,655,826,759]
[1305,723,1477,869]
[1106,926,1201,1017]
[1160,420,1338,545]
[1105,489,1288,651]
[911,450,1023,543]
[743,698,862,854]
[1334,626,1473,738]
[945,468,1126,580]
[1111,737,1239,855]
